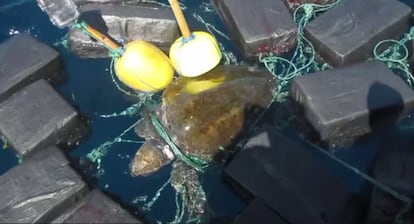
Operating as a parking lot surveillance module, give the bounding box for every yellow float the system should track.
[168,0,222,77]
[114,40,174,92]
[183,75,225,94]
[79,22,174,93]
[37,0,174,92]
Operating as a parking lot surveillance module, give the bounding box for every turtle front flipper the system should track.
[130,139,174,177]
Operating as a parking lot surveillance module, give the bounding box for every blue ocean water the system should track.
[1,0,414,223]
[0,0,245,222]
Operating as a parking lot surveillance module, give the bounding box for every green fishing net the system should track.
[62,0,414,223]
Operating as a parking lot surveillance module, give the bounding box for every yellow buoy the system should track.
[79,23,174,93]
[115,40,175,92]
[184,75,225,94]
[170,31,222,78]
[168,0,222,77]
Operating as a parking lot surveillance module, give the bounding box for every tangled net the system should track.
[76,0,414,223]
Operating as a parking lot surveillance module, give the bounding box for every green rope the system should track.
[251,2,340,137]
[108,53,167,97]
[150,115,211,172]
[371,27,414,219]
[172,190,187,224]
[99,102,144,118]
[53,33,70,49]
[259,2,338,100]
[373,26,414,86]
[71,20,152,97]
[71,20,124,58]
[71,20,167,99]
[86,119,142,173]
[259,1,413,220]
[73,0,413,222]
[142,177,172,211]
[108,59,148,97]
[171,177,205,224]
[137,167,206,223]
[98,92,159,118]
[186,184,206,224]
[258,0,341,102]
[192,13,239,65]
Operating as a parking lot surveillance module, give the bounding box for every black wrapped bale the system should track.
[233,198,288,224]
[225,125,361,224]
[290,61,414,147]
[0,80,88,158]
[68,3,179,58]
[213,0,297,58]
[282,0,336,11]
[305,0,411,67]
[365,132,414,224]
[52,189,143,223]
[0,34,63,102]
[0,146,88,223]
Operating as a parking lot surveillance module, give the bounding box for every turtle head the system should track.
[130,139,174,177]
[135,116,158,139]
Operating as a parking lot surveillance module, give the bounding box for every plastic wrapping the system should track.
[68,4,178,58]
[290,61,414,147]
[36,0,80,28]
[52,190,141,223]
[0,146,87,223]
[305,0,411,66]
[0,80,88,157]
[0,34,62,102]
[213,0,297,58]
[226,125,362,224]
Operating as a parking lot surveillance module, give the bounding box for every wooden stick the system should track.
[168,0,191,38]
[85,24,120,50]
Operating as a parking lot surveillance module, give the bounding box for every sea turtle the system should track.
[130,64,276,218]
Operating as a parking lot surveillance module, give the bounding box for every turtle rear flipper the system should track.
[130,139,174,176]
[171,161,207,219]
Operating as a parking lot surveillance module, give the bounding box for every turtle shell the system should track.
[157,65,276,160]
